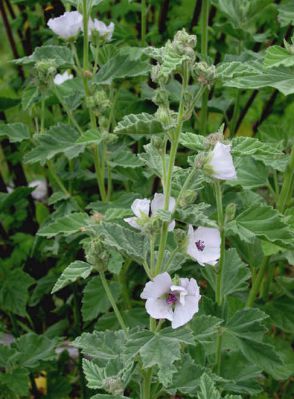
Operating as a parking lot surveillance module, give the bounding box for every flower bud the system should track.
[83,70,93,79]
[193,62,216,89]
[174,229,188,250]
[178,190,197,208]
[35,59,57,87]
[151,136,165,152]
[104,377,124,395]
[84,238,109,272]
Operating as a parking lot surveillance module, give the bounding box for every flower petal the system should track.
[151,193,176,214]
[209,142,237,181]
[131,198,150,218]
[48,11,83,39]
[168,220,176,231]
[186,225,198,259]
[145,298,173,321]
[124,217,142,231]
[140,272,172,299]
[193,227,221,266]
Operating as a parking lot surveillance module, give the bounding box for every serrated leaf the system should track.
[114,113,163,135]
[180,132,206,151]
[99,222,149,262]
[0,266,34,316]
[76,129,103,145]
[82,276,120,322]
[38,212,91,237]
[95,52,151,84]
[24,124,84,164]
[277,0,294,27]
[190,315,223,344]
[176,203,216,228]
[12,333,56,368]
[138,142,166,178]
[83,359,105,389]
[226,308,268,342]
[15,45,74,67]
[229,157,268,189]
[198,373,221,399]
[0,368,29,396]
[74,330,127,361]
[109,149,143,169]
[124,327,194,386]
[52,261,93,293]
[202,249,250,297]
[264,45,294,68]
[226,205,294,249]
[232,136,283,158]
[0,123,30,143]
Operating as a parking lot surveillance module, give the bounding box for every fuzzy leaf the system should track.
[38,213,91,237]
[226,205,294,248]
[51,261,93,293]
[24,124,84,164]
[277,0,294,27]
[82,359,105,389]
[264,45,294,68]
[114,113,163,135]
[76,129,103,145]
[99,222,149,262]
[15,45,74,67]
[82,276,120,322]
[0,123,30,143]
[190,315,223,344]
[232,137,283,158]
[180,132,206,151]
[0,368,29,396]
[198,373,221,399]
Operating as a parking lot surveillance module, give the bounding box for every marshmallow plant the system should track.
[10,1,294,398]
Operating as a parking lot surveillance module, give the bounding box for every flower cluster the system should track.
[47,11,114,42]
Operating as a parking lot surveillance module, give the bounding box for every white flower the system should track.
[141,272,201,329]
[29,180,48,201]
[124,193,176,231]
[207,142,237,180]
[187,225,221,266]
[54,71,73,86]
[47,11,83,40]
[88,19,114,41]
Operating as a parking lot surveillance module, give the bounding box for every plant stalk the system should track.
[214,181,225,306]
[99,271,127,331]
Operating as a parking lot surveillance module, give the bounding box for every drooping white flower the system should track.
[207,142,237,180]
[53,71,73,86]
[141,272,201,329]
[29,180,48,201]
[88,18,114,41]
[124,193,176,231]
[47,11,83,40]
[187,225,220,266]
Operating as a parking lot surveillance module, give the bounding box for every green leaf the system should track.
[109,148,143,169]
[138,142,166,178]
[277,0,294,27]
[94,51,151,84]
[114,113,163,135]
[76,129,103,145]
[180,132,206,151]
[124,327,194,386]
[222,61,294,96]
[99,222,149,262]
[232,137,283,158]
[15,45,74,67]
[24,124,84,164]
[21,87,40,110]
[0,123,30,143]
[38,212,91,237]
[202,249,250,297]
[198,373,221,399]
[82,359,105,389]
[0,97,20,111]
[91,395,130,399]
[226,308,268,342]
[226,205,294,249]
[0,368,29,396]
[82,276,120,322]
[190,315,223,344]
[74,330,127,361]
[176,203,217,228]
[0,266,34,316]
[12,333,56,368]
[263,296,294,333]
[229,158,268,189]
[264,45,294,68]
[51,261,93,293]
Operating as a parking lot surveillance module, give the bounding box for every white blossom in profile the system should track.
[207,142,237,180]
[29,180,48,201]
[48,11,83,40]
[53,71,73,86]
[88,18,114,41]
[187,225,221,266]
[141,272,201,329]
[124,193,176,232]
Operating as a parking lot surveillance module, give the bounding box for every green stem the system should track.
[176,167,196,207]
[82,0,89,74]
[93,146,107,202]
[119,259,132,309]
[162,246,178,272]
[149,235,155,276]
[199,0,210,135]
[214,181,225,306]
[260,262,275,301]
[99,271,127,331]
[47,161,70,196]
[40,98,45,133]
[141,0,147,45]
[246,257,269,308]
[54,87,83,135]
[276,145,294,213]
[229,89,240,136]
[215,330,223,374]
[154,65,189,275]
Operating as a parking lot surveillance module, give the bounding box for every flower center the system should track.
[166,293,177,305]
[195,240,205,251]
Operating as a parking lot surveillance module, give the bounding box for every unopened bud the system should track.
[178,190,197,208]
[174,229,188,250]
[193,62,216,89]
[91,212,104,223]
[83,70,93,79]
[225,203,236,223]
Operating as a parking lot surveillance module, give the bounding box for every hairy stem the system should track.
[214,181,225,306]
[276,145,294,213]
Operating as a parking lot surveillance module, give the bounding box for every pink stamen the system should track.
[166,293,177,305]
